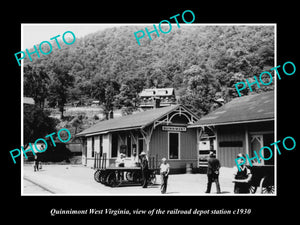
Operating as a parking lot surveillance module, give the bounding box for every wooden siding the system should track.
[216,121,274,168]
[84,126,198,170]
[217,124,246,168]
[180,128,198,160]
[149,126,168,159]
[149,125,197,169]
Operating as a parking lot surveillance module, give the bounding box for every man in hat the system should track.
[140,152,149,188]
[160,157,170,194]
[205,150,221,193]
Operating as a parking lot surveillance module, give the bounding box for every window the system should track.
[91,137,95,157]
[169,132,179,159]
[99,135,103,157]
[127,135,131,157]
[111,133,118,158]
[138,138,144,155]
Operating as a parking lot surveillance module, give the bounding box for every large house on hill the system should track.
[139,88,177,109]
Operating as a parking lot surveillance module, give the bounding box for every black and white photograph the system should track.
[4,4,298,220]
[21,24,276,196]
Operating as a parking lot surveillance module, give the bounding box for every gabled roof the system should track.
[76,104,196,137]
[189,91,274,127]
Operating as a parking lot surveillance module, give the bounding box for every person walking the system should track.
[160,158,170,194]
[140,152,149,188]
[205,150,221,194]
[232,153,252,194]
[33,154,39,172]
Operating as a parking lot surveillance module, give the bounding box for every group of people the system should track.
[129,151,169,194]
[205,151,252,194]
[139,150,252,194]
[140,152,170,194]
[116,151,169,193]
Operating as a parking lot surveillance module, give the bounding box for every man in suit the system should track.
[205,150,221,193]
[140,152,149,188]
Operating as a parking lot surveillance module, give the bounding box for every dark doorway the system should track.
[169,132,179,159]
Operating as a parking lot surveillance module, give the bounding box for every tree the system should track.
[114,77,145,114]
[71,114,84,135]
[90,76,120,119]
[179,65,217,117]
[91,75,106,103]
[24,65,49,108]
[216,71,249,101]
[23,104,58,148]
[48,64,74,119]
[23,25,275,111]
[103,80,120,119]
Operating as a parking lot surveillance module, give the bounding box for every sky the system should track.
[21,24,122,50]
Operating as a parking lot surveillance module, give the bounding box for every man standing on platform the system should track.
[140,152,149,188]
[205,150,221,194]
[160,158,170,194]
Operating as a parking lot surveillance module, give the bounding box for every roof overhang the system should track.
[76,126,143,138]
[76,104,200,138]
[188,118,274,128]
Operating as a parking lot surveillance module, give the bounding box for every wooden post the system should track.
[140,124,154,155]
[94,152,97,169]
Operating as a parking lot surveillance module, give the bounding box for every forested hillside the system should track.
[24,25,275,118]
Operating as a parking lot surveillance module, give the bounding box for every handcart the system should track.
[94,167,157,187]
[93,152,157,187]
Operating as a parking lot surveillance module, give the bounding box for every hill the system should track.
[23,25,275,118]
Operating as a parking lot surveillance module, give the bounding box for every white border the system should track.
[21,23,277,196]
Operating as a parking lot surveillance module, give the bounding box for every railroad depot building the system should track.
[189,91,275,168]
[76,104,200,172]
[76,91,274,172]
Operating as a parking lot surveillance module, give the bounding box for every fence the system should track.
[148,154,159,170]
[94,152,107,169]
[93,153,158,170]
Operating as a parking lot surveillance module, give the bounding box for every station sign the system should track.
[162,126,187,132]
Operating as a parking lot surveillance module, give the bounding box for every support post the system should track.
[140,124,154,155]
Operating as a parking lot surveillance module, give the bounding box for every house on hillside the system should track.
[189,91,275,168]
[139,88,177,109]
[76,104,200,173]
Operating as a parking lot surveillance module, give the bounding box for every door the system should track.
[169,132,179,159]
